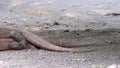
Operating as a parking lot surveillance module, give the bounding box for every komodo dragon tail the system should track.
[22,30,96,52]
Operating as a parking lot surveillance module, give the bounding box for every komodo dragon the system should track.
[0,27,95,47]
[0,27,96,52]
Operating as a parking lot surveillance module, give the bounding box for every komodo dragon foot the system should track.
[10,30,36,49]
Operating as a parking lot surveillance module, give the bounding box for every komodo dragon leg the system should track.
[10,30,36,49]
[0,39,24,51]
[12,30,96,52]
[0,27,36,49]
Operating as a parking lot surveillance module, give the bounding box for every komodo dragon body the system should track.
[0,27,96,52]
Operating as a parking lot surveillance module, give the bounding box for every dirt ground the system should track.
[0,0,120,68]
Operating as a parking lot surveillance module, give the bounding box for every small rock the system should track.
[45,26,49,29]
[64,30,69,32]
[103,23,107,26]
[108,64,120,68]
[59,9,65,11]
[3,21,8,23]
[53,22,60,25]
[10,10,13,12]
[36,22,39,24]
[85,29,91,32]
[106,41,113,44]
[76,33,79,35]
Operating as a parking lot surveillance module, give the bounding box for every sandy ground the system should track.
[0,0,120,68]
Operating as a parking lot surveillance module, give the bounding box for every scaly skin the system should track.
[0,27,96,52]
